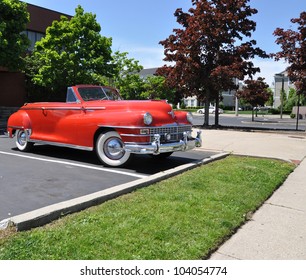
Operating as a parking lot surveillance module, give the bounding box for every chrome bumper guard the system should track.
[125,130,202,155]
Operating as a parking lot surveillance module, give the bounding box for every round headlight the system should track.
[144,112,153,125]
[187,112,193,124]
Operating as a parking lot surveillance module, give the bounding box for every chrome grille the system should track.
[149,125,192,143]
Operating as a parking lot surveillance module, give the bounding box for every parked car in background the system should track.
[7,85,202,167]
[197,106,224,114]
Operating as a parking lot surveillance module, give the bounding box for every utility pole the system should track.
[275,73,285,119]
[280,75,284,119]
[296,92,301,131]
[235,78,239,117]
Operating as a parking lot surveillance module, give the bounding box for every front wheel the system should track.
[16,129,34,152]
[95,131,131,167]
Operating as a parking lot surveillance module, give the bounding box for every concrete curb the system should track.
[1,152,230,231]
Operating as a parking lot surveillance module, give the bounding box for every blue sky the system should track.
[24,0,305,86]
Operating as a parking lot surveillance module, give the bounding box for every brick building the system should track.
[0,3,71,107]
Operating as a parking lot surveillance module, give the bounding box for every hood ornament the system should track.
[168,110,175,119]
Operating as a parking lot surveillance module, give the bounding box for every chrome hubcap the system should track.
[104,137,125,160]
[17,131,27,146]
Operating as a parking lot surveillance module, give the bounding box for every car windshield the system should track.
[78,87,122,101]
[102,87,122,100]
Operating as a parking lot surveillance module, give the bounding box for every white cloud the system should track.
[112,39,290,87]
[253,58,289,87]
[111,38,165,68]
[131,50,290,87]
[128,46,166,68]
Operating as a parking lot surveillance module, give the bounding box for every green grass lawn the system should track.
[0,156,294,260]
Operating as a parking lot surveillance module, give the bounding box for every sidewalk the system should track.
[199,129,306,162]
[199,129,306,259]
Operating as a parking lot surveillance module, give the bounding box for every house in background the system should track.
[139,68,242,108]
[184,81,243,109]
[273,70,294,108]
[0,3,71,108]
[138,68,157,79]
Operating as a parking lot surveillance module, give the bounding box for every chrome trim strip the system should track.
[124,141,151,145]
[120,134,148,137]
[23,107,82,110]
[121,132,188,137]
[7,125,24,130]
[98,124,192,129]
[22,107,106,111]
[85,107,106,110]
[29,139,93,151]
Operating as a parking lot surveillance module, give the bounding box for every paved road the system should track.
[193,113,306,131]
[0,134,216,221]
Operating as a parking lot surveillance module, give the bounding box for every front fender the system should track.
[174,110,190,124]
[7,110,32,138]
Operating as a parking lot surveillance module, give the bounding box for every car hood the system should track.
[85,100,182,126]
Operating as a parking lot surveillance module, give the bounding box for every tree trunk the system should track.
[203,99,210,126]
[215,96,220,127]
[203,88,211,127]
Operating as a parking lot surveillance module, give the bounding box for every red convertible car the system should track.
[7,85,201,167]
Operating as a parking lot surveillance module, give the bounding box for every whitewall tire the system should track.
[95,131,131,167]
[16,129,33,152]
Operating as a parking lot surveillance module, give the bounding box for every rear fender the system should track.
[7,110,32,138]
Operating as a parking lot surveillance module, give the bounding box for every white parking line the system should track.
[0,151,147,179]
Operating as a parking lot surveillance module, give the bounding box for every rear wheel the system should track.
[95,131,131,167]
[16,129,33,152]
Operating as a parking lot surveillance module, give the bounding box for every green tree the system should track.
[117,74,145,100]
[284,88,306,112]
[26,5,113,100]
[111,52,176,101]
[0,0,29,70]
[266,87,274,107]
[111,51,144,99]
[141,75,175,103]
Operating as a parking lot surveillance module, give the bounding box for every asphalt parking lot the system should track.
[0,134,216,222]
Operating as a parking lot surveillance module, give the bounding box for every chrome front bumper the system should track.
[125,131,202,155]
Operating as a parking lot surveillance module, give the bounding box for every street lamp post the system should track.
[234,78,239,117]
[296,93,301,131]
[280,74,284,119]
[275,73,285,119]
[235,95,239,117]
